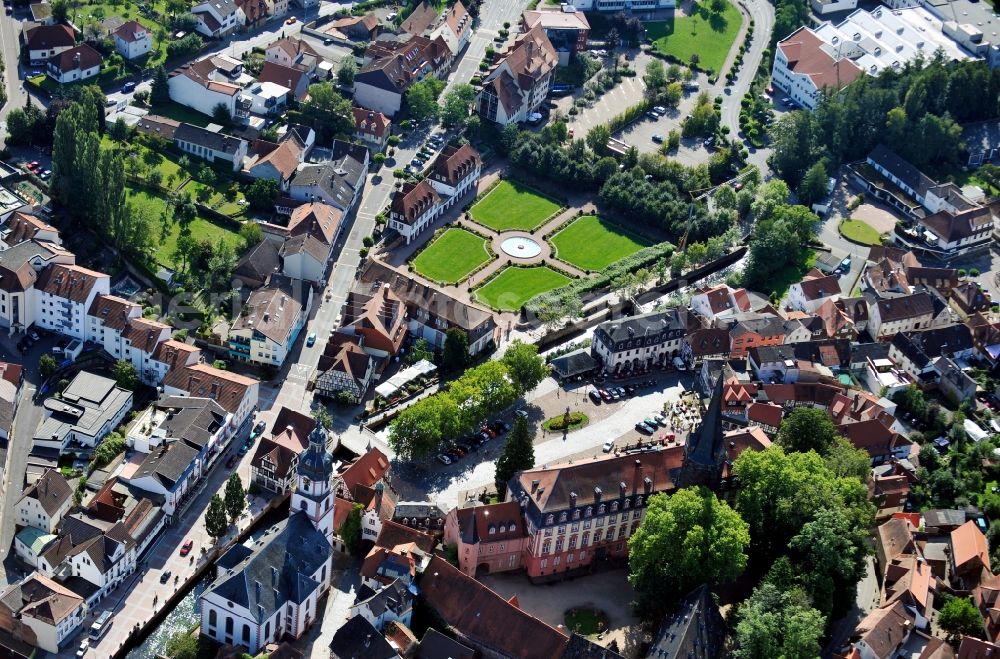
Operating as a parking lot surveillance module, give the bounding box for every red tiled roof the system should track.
[36,264,106,303]
[352,106,391,139]
[952,520,991,573]
[88,294,140,331]
[162,363,256,415]
[338,448,390,500]
[777,27,862,93]
[747,402,783,428]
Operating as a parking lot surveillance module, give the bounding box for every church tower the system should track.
[677,376,728,490]
[291,422,336,544]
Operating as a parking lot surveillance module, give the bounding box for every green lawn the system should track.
[564,608,609,636]
[148,102,212,128]
[645,1,742,75]
[411,228,492,284]
[469,180,562,232]
[475,266,571,311]
[127,187,240,268]
[178,179,246,217]
[550,215,651,272]
[839,219,882,246]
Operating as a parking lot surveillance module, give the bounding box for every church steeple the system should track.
[291,421,336,543]
[677,376,727,490]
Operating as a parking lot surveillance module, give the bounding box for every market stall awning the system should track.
[375,359,437,398]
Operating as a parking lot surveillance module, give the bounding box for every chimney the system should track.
[619,481,626,497]
[593,486,602,501]
[569,491,577,507]
[633,459,642,494]
[643,476,652,494]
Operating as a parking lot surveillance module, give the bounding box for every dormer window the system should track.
[585,506,592,517]
[572,510,580,520]
[611,502,619,512]
[559,512,567,523]
[546,514,554,525]
[598,504,606,514]
[489,525,495,535]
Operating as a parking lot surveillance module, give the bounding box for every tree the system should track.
[606,28,621,73]
[734,582,825,659]
[337,56,357,87]
[388,394,462,459]
[339,502,364,555]
[299,83,354,141]
[151,65,170,106]
[442,328,469,372]
[628,487,750,618]
[164,632,199,659]
[205,494,228,541]
[495,416,534,497]
[51,0,69,22]
[224,473,246,523]
[797,162,829,207]
[406,78,446,121]
[788,506,869,618]
[239,221,264,249]
[586,124,611,156]
[111,359,139,390]
[824,437,872,481]
[777,406,841,455]
[39,354,58,380]
[644,60,667,98]
[938,596,985,641]
[501,340,547,396]
[245,178,279,211]
[440,83,476,127]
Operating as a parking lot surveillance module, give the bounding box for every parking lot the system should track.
[613,100,715,166]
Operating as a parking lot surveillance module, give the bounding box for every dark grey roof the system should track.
[890,333,931,371]
[923,509,966,528]
[329,614,399,659]
[416,628,475,659]
[204,512,332,622]
[392,501,448,521]
[174,123,246,156]
[850,341,890,365]
[154,395,228,450]
[298,425,334,482]
[130,441,199,489]
[646,585,725,659]
[354,578,412,619]
[561,633,624,659]
[749,339,851,369]
[235,238,281,286]
[906,324,974,358]
[21,469,71,516]
[868,144,936,199]
[291,140,367,211]
[549,349,599,378]
[595,308,689,344]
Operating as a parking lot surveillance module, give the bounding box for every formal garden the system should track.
[549,215,651,272]
[411,227,492,284]
[474,266,572,312]
[468,179,563,232]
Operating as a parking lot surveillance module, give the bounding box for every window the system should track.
[540,558,548,569]
[209,609,217,629]
[559,512,567,523]
[225,617,233,636]
[554,556,561,566]
[542,539,551,554]
[580,551,586,561]
[568,553,574,563]
[609,513,618,524]
[546,514,554,525]
[596,517,605,527]
[555,538,563,552]
[582,531,590,547]
[569,536,577,550]
[242,625,250,644]
[489,525,495,535]
[571,522,579,532]
[264,621,270,640]
[624,498,631,509]
[585,506,592,517]
[611,502,618,512]
[618,526,627,539]
[572,509,580,520]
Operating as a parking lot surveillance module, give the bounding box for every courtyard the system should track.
[469,180,563,232]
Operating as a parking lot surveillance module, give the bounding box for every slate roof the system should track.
[129,441,199,489]
[174,123,246,156]
[869,144,936,198]
[290,140,367,210]
[19,469,71,517]
[416,628,475,659]
[235,238,281,287]
[204,511,331,622]
[329,614,398,659]
[647,584,725,659]
[595,308,690,344]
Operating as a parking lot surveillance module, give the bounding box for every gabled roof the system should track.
[337,448,390,500]
[875,292,934,323]
[746,401,783,428]
[5,572,84,626]
[36,264,107,303]
[401,1,438,35]
[25,24,75,50]
[795,271,841,301]
[235,238,281,286]
[88,294,140,331]
[868,144,936,199]
[288,202,342,245]
[19,469,71,517]
[250,137,302,181]
[174,123,246,156]
[329,614,398,659]
[952,520,991,573]
[352,106,391,139]
[113,20,148,42]
[523,8,591,31]
[231,283,303,345]
[50,44,103,73]
[122,316,170,353]
[647,584,726,659]
[430,144,481,186]
[420,555,568,658]
[921,206,993,244]
[152,339,199,373]
[852,600,914,659]
[5,212,58,245]
[258,61,307,92]
[163,363,257,415]
[374,520,436,554]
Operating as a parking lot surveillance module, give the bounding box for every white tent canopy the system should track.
[375,359,436,398]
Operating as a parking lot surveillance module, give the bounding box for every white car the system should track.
[602,441,614,453]
[436,454,451,465]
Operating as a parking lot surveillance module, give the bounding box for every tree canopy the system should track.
[628,487,750,618]
[495,416,535,497]
[777,406,842,455]
[501,340,548,396]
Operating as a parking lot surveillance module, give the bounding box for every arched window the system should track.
[611,502,618,512]
[225,617,233,636]
[264,621,270,640]
[598,504,606,514]
[242,624,250,644]
[624,498,631,509]
[209,609,217,629]
[585,506,592,518]
[300,500,307,511]
[489,524,496,535]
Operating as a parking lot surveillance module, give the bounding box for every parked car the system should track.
[515,408,528,419]
[625,385,637,396]
[180,539,194,556]
[306,332,317,347]
[226,454,238,469]
[635,422,655,434]
[602,441,614,453]
[703,137,715,149]
[646,111,659,120]
[75,640,89,659]
[599,389,612,402]
[123,81,136,92]
[613,387,626,398]
[653,413,667,426]
[40,170,51,179]
[410,158,423,167]
[252,420,265,436]
[589,390,602,403]
[645,416,661,428]
[286,16,297,24]
[29,330,40,341]
[653,105,666,115]
[159,570,172,584]
[491,421,511,434]
[436,454,452,465]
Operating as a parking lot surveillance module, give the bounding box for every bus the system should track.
[89,611,113,641]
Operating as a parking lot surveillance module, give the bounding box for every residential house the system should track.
[862,356,915,398]
[2,212,61,247]
[147,340,201,386]
[122,396,232,517]
[888,324,974,380]
[728,316,787,359]
[334,448,394,543]
[86,298,172,386]
[420,555,569,658]
[933,356,978,407]
[814,297,861,340]
[315,332,376,404]
[168,57,246,119]
[236,0,268,29]
[443,501,529,577]
[522,8,591,65]
[690,284,752,321]
[200,426,335,655]
[591,309,691,374]
[746,402,783,435]
[338,283,407,358]
[32,371,132,452]
[392,501,448,534]
[23,24,75,66]
[191,0,244,37]
[35,264,109,340]
[477,26,558,126]
[265,37,319,74]
[15,469,71,534]
[250,406,315,494]
[289,140,369,214]
[329,615,400,659]
[415,628,475,659]
[243,80,290,116]
[134,114,180,143]
[848,600,916,659]
[173,123,248,172]
[277,202,342,283]
[354,36,451,116]
[245,129,308,190]
[163,362,260,429]
[917,206,994,257]
[869,292,936,340]
[970,312,1000,366]
[0,361,23,442]
[257,61,310,101]
[426,143,481,201]
[360,525,433,590]
[112,20,152,59]
[863,144,981,221]
[325,13,379,42]
[352,107,391,151]
[357,260,498,355]
[949,280,993,320]
[228,281,308,367]
[951,520,990,588]
[570,0,674,10]
[402,1,472,60]
[14,527,56,569]
[0,573,86,653]
[788,270,841,313]
[48,513,139,606]
[838,419,912,464]
[682,327,731,364]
